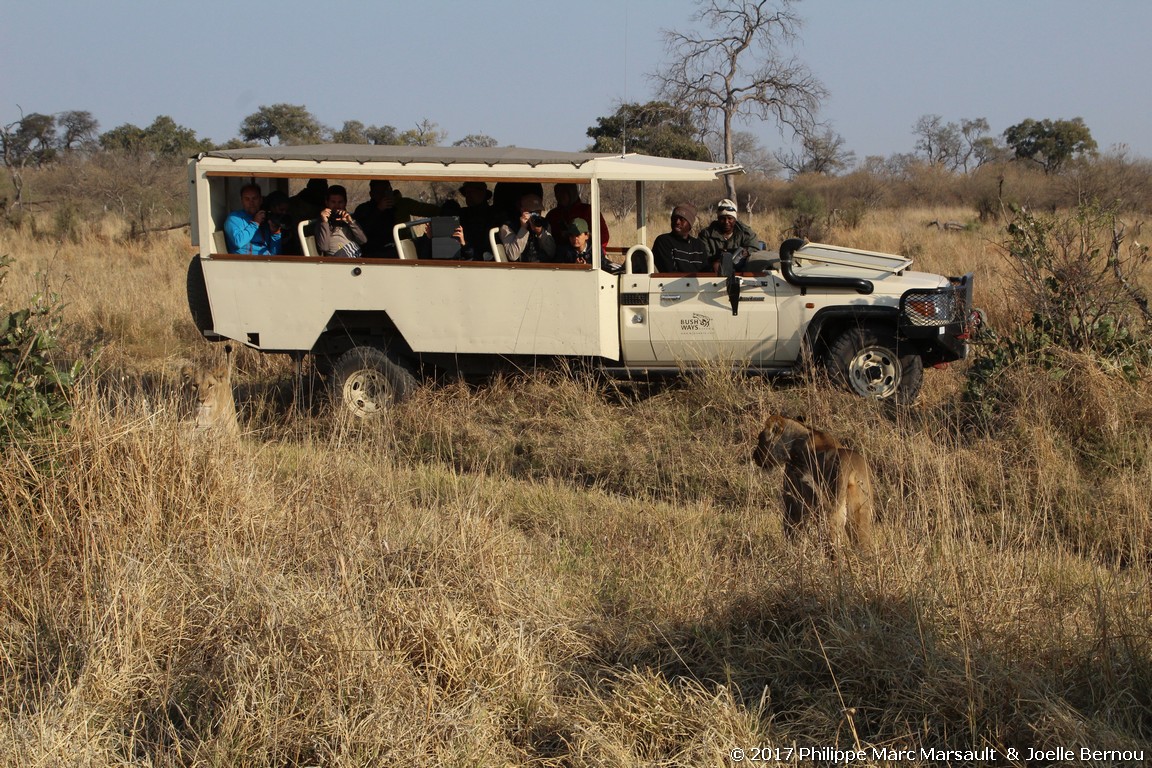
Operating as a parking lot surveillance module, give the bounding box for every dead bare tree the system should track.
[651,0,826,199]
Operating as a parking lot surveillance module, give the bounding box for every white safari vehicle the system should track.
[186,145,978,413]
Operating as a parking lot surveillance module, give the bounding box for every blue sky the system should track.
[3,0,1149,162]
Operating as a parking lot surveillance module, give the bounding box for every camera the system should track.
[264,211,288,230]
[528,213,546,228]
[329,209,345,224]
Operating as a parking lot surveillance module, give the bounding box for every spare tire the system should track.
[186,256,213,335]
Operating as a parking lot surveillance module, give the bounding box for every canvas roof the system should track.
[194,144,744,182]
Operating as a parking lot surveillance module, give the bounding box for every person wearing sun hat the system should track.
[699,197,762,267]
[649,202,709,272]
[457,181,500,259]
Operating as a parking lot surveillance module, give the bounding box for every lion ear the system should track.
[792,414,806,424]
[180,364,195,383]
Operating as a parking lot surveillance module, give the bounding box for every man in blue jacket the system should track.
[224,183,282,255]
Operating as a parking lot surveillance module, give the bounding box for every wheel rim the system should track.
[846,345,901,399]
[341,368,391,416]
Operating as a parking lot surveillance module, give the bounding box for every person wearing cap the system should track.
[558,217,594,264]
[699,198,762,267]
[545,183,610,250]
[457,181,501,259]
[352,179,442,257]
[650,202,709,272]
[559,218,624,273]
[499,193,556,262]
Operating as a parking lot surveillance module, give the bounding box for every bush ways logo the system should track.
[680,313,713,332]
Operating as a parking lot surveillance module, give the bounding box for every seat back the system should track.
[397,239,418,260]
[488,227,507,262]
[625,245,654,275]
[298,219,319,257]
[212,230,228,254]
[392,222,418,260]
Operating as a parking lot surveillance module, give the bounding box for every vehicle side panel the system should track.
[199,256,618,358]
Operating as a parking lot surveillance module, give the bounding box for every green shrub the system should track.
[788,190,827,240]
[965,204,1152,425]
[0,255,79,442]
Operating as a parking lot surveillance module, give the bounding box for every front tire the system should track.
[332,346,417,418]
[826,325,923,403]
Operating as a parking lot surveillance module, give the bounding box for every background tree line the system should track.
[0,0,1144,237]
[1,98,1148,244]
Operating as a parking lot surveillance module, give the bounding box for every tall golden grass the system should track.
[1,210,1150,765]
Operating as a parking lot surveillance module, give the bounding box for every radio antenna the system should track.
[621,3,629,157]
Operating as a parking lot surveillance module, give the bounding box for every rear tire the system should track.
[826,325,923,403]
[332,346,417,418]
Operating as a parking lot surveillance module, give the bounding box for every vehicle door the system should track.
[644,272,778,364]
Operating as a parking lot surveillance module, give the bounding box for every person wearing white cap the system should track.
[699,198,762,266]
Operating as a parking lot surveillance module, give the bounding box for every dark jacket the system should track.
[699,219,762,259]
[652,232,709,272]
[352,192,441,257]
[458,202,502,257]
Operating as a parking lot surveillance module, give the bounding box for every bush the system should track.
[965,204,1152,425]
[0,255,79,442]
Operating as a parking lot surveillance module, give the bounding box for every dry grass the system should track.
[1,210,1150,765]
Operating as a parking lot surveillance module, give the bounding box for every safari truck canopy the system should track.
[189,145,743,255]
[186,144,744,369]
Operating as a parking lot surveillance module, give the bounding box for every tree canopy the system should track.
[651,0,826,196]
[585,101,710,161]
[2,112,58,168]
[776,127,853,176]
[100,115,212,157]
[912,114,999,172]
[57,111,100,152]
[239,104,324,146]
[1004,117,1097,174]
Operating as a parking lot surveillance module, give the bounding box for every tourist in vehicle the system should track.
[261,191,296,252]
[457,181,501,259]
[427,222,474,260]
[352,179,442,257]
[316,185,367,258]
[557,217,593,264]
[650,203,709,272]
[286,178,328,223]
[545,183,609,249]
[558,218,623,273]
[499,193,556,262]
[224,183,282,255]
[699,198,762,268]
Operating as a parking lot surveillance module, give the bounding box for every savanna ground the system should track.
[1,193,1151,766]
